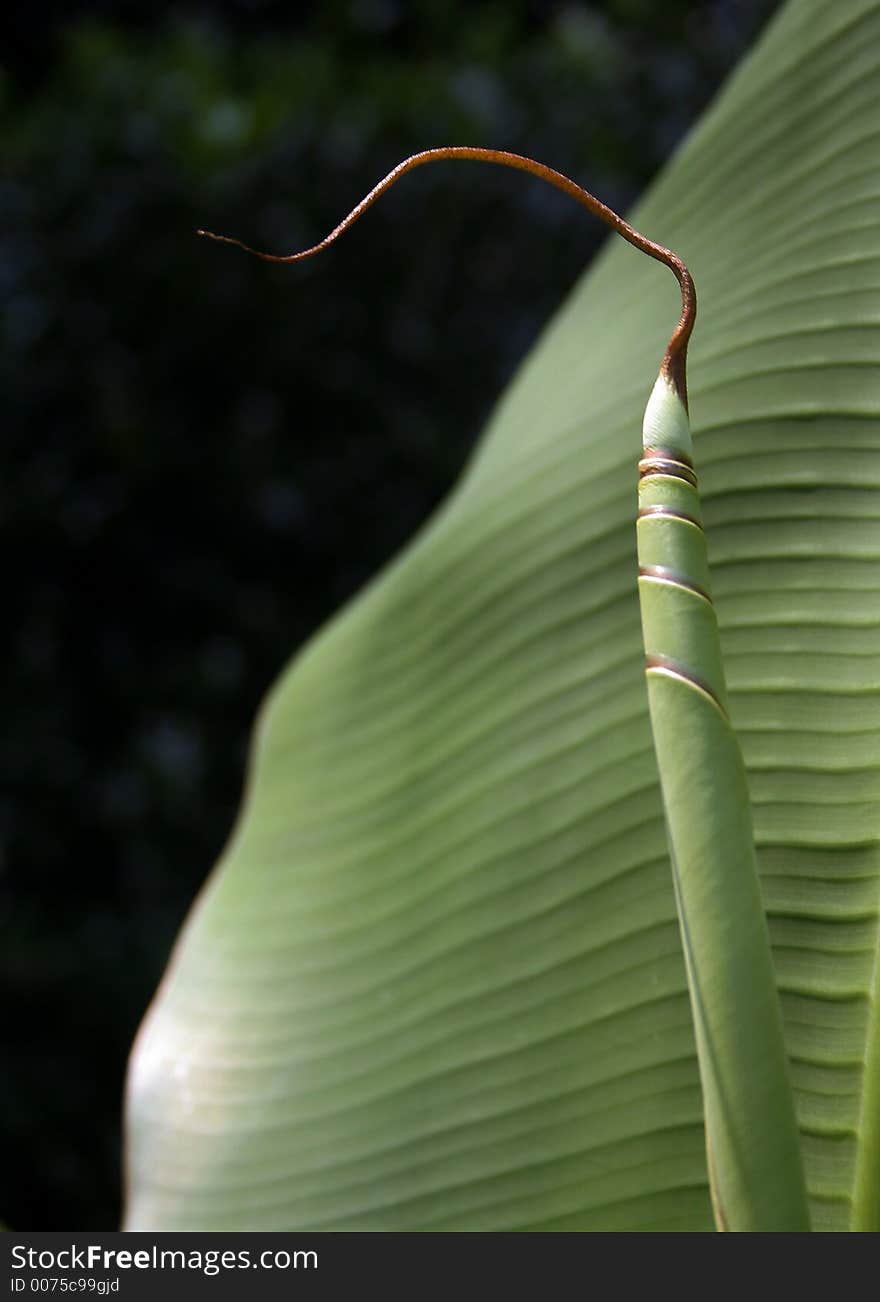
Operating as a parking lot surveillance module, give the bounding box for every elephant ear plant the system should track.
[125,0,879,1232]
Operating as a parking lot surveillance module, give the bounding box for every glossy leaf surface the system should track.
[126,0,880,1231]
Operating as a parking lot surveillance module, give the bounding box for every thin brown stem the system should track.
[198,146,696,406]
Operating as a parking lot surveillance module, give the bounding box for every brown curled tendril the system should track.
[197,146,696,407]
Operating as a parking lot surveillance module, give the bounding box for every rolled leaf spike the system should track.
[637,375,809,1230]
[201,147,810,1231]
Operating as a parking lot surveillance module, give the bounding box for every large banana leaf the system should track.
[125,0,880,1231]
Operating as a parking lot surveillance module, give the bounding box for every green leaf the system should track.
[125,0,880,1232]
[637,376,809,1230]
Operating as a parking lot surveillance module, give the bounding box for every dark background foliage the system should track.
[3,0,779,1230]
